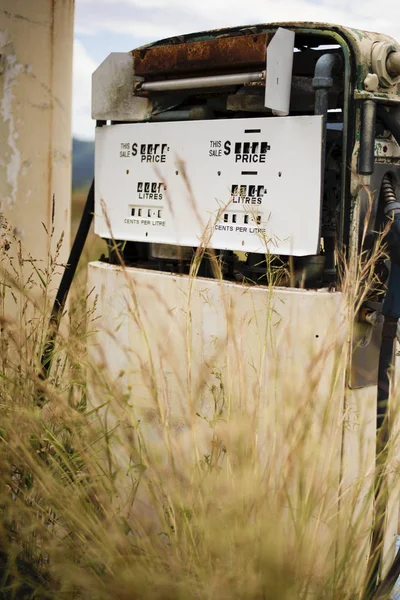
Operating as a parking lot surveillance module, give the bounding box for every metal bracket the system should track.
[350,301,384,389]
[92,52,151,122]
[265,27,295,116]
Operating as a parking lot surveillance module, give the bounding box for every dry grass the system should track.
[0,184,399,600]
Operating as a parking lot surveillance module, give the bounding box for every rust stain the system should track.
[133,33,269,77]
[0,8,48,26]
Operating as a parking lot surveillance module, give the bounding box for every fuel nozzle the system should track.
[382,173,400,219]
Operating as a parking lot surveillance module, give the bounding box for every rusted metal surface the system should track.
[133,22,400,101]
[226,76,340,113]
[133,32,269,77]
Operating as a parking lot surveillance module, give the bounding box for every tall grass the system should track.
[0,184,399,600]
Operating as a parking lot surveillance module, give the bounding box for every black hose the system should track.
[377,106,400,148]
[377,177,400,434]
[382,175,398,205]
[373,547,400,599]
[377,316,397,433]
[39,179,95,384]
[364,174,400,599]
[365,316,397,599]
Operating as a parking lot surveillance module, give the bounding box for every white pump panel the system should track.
[95,115,323,255]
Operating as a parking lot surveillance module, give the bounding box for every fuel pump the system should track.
[43,22,400,596]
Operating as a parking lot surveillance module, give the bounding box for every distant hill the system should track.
[72,138,94,189]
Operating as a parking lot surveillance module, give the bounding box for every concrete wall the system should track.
[0,0,74,312]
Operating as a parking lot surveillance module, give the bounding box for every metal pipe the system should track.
[312,53,343,175]
[312,53,342,274]
[386,51,400,77]
[313,53,342,116]
[139,71,265,92]
[359,100,377,175]
[150,106,214,121]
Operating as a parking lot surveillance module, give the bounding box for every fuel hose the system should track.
[365,174,400,600]
[39,179,95,385]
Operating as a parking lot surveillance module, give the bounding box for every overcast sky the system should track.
[73,0,400,140]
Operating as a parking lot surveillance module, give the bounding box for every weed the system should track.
[0,180,399,600]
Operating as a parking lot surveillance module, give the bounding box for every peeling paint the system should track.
[0,40,23,207]
[0,9,48,28]
[29,101,50,111]
[12,226,24,239]
[52,150,69,164]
